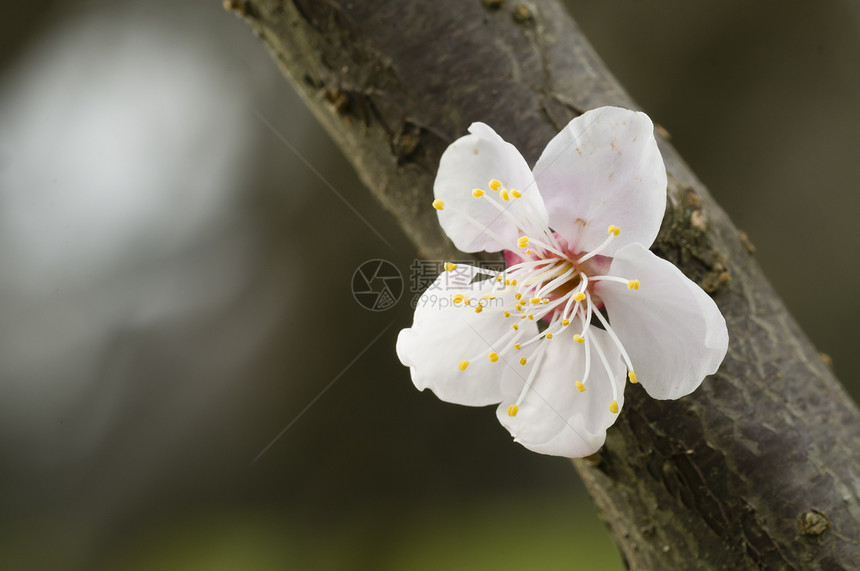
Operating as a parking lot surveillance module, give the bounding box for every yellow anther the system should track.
[608,225,620,236]
[503,311,511,318]
[609,400,619,414]
[489,179,502,191]
[474,305,483,314]
[514,293,522,300]
[512,323,519,331]
[504,279,511,286]
[530,297,541,305]
[517,236,529,248]
[541,298,550,304]
[514,304,522,311]
[527,314,534,320]
[573,334,585,344]
[511,279,518,286]
[574,292,586,301]
[575,381,586,392]
[561,319,570,326]
[545,332,553,339]
[500,189,510,201]
[627,279,640,290]
[458,360,470,371]
[488,352,499,363]
[511,189,522,198]
[444,262,457,272]
[453,293,464,304]
[472,188,485,198]
[513,343,521,350]
[507,404,519,417]
[432,199,445,210]
[628,370,638,384]
[519,357,527,365]
[496,275,503,282]
[525,249,532,255]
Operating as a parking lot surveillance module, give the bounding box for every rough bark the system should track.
[227,0,860,568]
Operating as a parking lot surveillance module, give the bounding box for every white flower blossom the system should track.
[396,106,728,458]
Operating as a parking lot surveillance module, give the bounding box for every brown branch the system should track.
[228,0,860,567]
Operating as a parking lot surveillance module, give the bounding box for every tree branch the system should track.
[228,0,860,567]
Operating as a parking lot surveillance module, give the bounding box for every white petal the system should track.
[434,123,548,253]
[597,243,729,399]
[396,266,535,406]
[533,106,667,256]
[495,323,627,458]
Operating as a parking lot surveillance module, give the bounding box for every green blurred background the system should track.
[0,1,857,569]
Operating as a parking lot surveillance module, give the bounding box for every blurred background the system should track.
[0,1,857,569]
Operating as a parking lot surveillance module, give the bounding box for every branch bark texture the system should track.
[230,1,860,568]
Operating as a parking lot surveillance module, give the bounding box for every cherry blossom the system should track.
[397,107,728,458]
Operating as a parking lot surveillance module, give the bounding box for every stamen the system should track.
[590,332,620,404]
[509,192,561,249]
[474,305,483,314]
[573,334,585,344]
[581,334,592,388]
[444,262,457,271]
[513,343,521,350]
[627,279,640,290]
[511,189,522,198]
[472,188,485,198]
[513,341,550,407]
[575,381,586,392]
[591,307,635,373]
[525,236,566,258]
[517,236,529,249]
[479,193,538,237]
[609,400,619,413]
[453,293,464,304]
[561,319,570,326]
[577,225,620,264]
[432,199,445,210]
[507,404,518,416]
[533,263,576,299]
[458,360,470,371]
[512,323,519,331]
[629,371,638,383]
[545,332,553,339]
[519,357,527,365]
[574,292,586,302]
[500,189,510,201]
[489,179,502,191]
[488,352,499,363]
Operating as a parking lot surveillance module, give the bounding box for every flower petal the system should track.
[434,123,548,253]
[533,106,667,256]
[596,243,729,399]
[396,265,535,406]
[495,323,627,458]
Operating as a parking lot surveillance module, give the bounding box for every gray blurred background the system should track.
[0,1,857,569]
